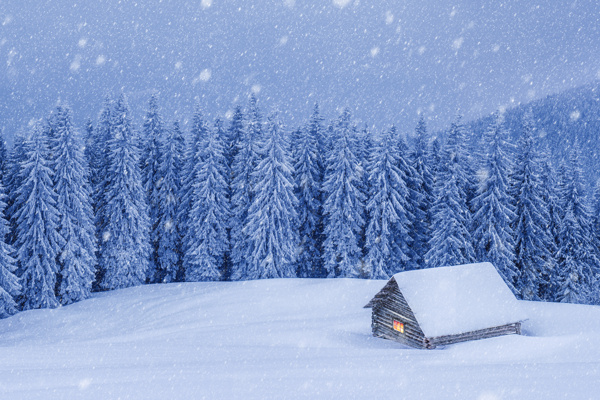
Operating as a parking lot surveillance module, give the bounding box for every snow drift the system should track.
[0,279,599,399]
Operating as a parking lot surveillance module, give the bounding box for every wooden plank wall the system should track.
[426,322,522,348]
[370,278,428,349]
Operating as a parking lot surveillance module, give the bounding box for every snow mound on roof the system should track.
[393,262,527,338]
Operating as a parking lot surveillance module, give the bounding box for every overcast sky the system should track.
[1,0,599,137]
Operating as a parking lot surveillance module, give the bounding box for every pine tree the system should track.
[90,97,113,215]
[14,123,64,310]
[177,104,209,274]
[141,93,164,283]
[555,142,599,304]
[394,129,417,270]
[364,128,410,279]
[90,97,113,287]
[225,106,244,176]
[51,105,96,304]
[0,129,9,185]
[409,116,434,269]
[5,134,28,246]
[322,109,365,278]
[293,104,325,278]
[230,96,262,280]
[429,136,442,184]
[538,146,561,301]
[471,113,518,292]
[157,121,185,283]
[183,121,230,281]
[0,182,19,318]
[425,123,475,268]
[593,179,600,257]
[445,114,477,213]
[223,108,244,280]
[98,94,150,290]
[244,115,298,279]
[511,110,554,301]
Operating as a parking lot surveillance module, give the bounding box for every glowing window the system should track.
[393,320,404,333]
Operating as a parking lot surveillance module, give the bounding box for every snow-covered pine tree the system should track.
[5,133,28,246]
[0,129,9,184]
[356,126,373,265]
[409,116,434,269]
[51,104,96,305]
[471,112,518,292]
[84,118,94,143]
[230,96,262,280]
[0,182,19,318]
[538,146,561,301]
[183,120,230,281]
[593,179,600,259]
[394,129,418,271]
[214,119,233,279]
[445,114,477,215]
[425,124,475,268]
[157,121,185,283]
[322,109,365,278]
[510,109,554,301]
[141,93,165,283]
[293,106,325,278]
[555,141,599,304]
[177,104,209,273]
[309,103,327,162]
[82,116,95,177]
[90,97,112,214]
[223,108,244,280]
[225,106,244,176]
[364,128,410,279]
[14,123,64,310]
[244,114,298,279]
[89,97,113,287]
[98,94,150,290]
[428,136,442,184]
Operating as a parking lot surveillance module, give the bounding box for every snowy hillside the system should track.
[1,279,599,399]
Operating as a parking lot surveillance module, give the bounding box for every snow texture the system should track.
[392,262,527,337]
[0,278,598,399]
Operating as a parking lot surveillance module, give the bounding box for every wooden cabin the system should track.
[365,262,527,349]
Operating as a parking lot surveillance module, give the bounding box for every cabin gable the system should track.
[366,277,428,349]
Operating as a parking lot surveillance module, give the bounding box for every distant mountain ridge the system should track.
[468,80,600,188]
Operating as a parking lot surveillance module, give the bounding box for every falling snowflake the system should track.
[570,110,581,121]
[452,37,464,51]
[70,55,82,72]
[332,0,351,9]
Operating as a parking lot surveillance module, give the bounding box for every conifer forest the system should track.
[0,90,598,319]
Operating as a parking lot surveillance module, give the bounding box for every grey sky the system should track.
[1,0,599,136]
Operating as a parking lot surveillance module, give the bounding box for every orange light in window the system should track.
[393,320,404,333]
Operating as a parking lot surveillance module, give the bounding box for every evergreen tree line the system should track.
[0,93,598,319]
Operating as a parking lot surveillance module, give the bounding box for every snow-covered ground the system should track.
[0,279,599,399]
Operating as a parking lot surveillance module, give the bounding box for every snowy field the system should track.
[0,279,599,399]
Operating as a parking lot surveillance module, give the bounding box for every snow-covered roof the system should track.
[391,262,527,338]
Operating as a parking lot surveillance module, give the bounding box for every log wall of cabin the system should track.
[370,279,427,349]
[426,322,522,348]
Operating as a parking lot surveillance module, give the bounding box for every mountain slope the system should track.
[469,81,600,187]
[0,279,599,399]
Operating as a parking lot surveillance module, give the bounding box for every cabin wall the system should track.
[426,322,522,348]
[370,280,427,349]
